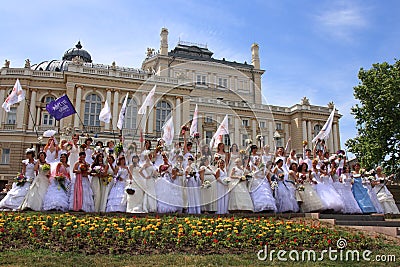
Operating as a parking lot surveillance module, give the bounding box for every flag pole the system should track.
[75,112,87,134]
[25,100,39,138]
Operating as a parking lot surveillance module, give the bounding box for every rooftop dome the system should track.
[62,41,92,63]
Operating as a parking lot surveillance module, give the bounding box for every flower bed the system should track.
[0,212,385,255]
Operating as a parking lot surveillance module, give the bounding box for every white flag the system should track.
[210,115,229,149]
[117,93,129,130]
[138,85,156,115]
[2,79,25,112]
[99,100,112,123]
[312,107,335,143]
[190,104,198,137]
[162,116,174,146]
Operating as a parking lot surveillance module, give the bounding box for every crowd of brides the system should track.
[0,133,399,215]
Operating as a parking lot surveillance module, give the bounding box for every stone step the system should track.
[319,213,385,222]
[335,220,400,227]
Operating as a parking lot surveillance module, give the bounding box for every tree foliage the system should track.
[346,59,400,176]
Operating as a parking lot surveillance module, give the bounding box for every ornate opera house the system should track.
[0,28,341,187]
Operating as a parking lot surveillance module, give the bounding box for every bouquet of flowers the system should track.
[239,149,246,155]
[202,180,212,189]
[245,172,253,181]
[114,143,124,156]
[222,178,231,185]
[258,162,265,170]
[156,145,164,152]
[79,163,89,172]
[91,166,104,176]
[278,173,285,180]
[127,143,136,152]
[101,174,113,186]
[41,163,51,172]
[65,141,73,151]
[297,185,305,191]
[14,173,27,187]
[271,181,278,191]
[54,173,67,192]
[302,140,308,147]
[367,175,375,182]
[193,132,200,139]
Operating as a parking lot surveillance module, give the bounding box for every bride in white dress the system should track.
[228,158,254,212]
[127,155,146,213]
[106,156,131,212]
[0,149,36,210]
[20,151,50,211]
[42,153,71,211]
[138,152,157,212]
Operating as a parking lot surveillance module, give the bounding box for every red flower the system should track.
[76,233,80,237]
[328,239,332,244]
[213,239,218,243]
[294,238,297,243]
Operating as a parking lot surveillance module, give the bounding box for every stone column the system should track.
[307,120,312,146]
[175,97,181,136]
[74,86,82,128]
[105,89,112,131]
[197,110,203,140]
[332,122,340,151]
[302,120,307,143]
[141,93,146,132]
[335,123,340,150]
[112,90,119,130]
[35,104,41,129]
[252,118,257,143]
[234,116,240,146]
[28,89,37,130]
[268,120,274,148]
[0,89,4,126]
[285,123,290,150]
[16,100,25,130]
[328,130,334,153]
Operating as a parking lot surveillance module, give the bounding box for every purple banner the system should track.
[46,95,76,121]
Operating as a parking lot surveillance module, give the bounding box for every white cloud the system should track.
[315,3,369,42]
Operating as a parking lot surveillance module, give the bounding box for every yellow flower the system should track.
[73,225,77,229]
[118,229,125,233]
[89,227,95,231]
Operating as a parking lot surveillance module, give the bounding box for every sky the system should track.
[1,0,399,152]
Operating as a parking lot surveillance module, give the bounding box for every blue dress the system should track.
[351,174,376,213]
[274,168,299,213]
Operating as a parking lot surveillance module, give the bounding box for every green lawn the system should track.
[0,246,399,267]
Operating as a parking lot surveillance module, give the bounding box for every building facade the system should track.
[0,28,341,187]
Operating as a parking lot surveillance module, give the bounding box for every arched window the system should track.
[42,95,55,126]
[155,100,171,132]
[124,98,137,130]
[314,124,322,137]
[84,93,101,126]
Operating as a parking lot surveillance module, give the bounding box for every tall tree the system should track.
[346,60,400,177]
